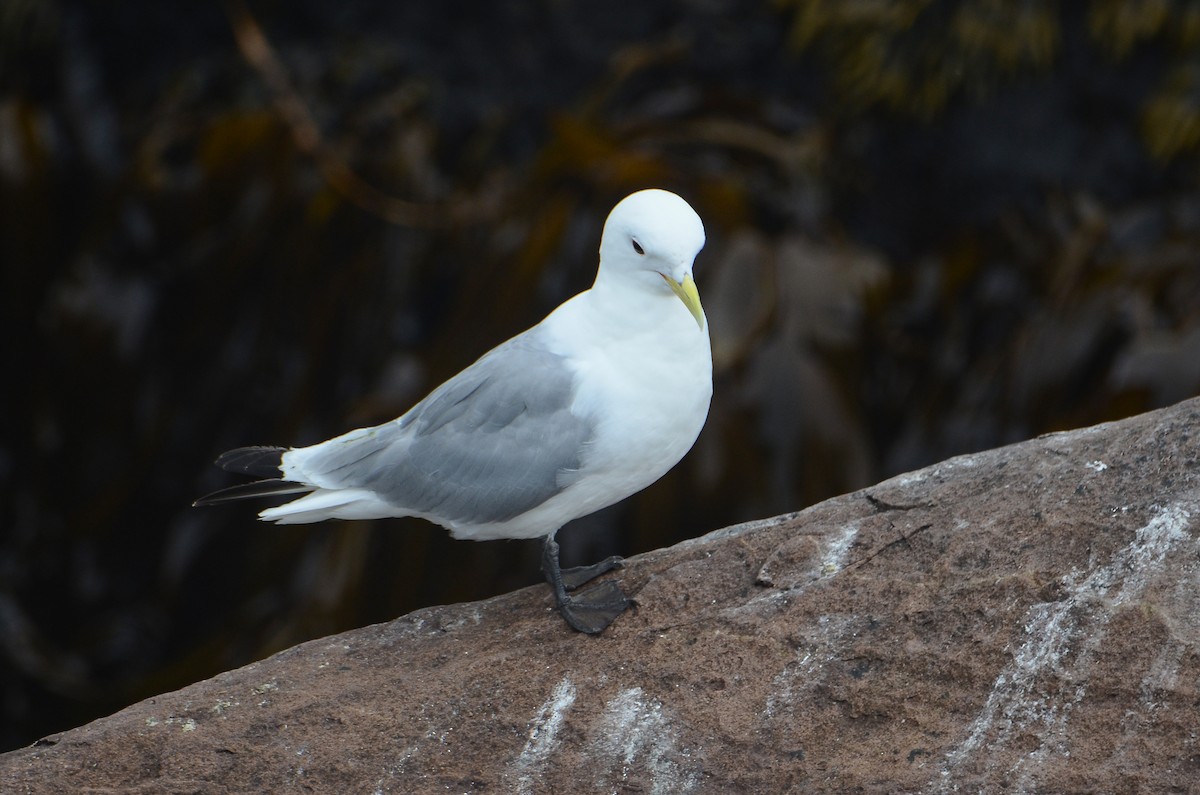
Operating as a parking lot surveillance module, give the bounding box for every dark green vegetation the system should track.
[3,0,1198,750]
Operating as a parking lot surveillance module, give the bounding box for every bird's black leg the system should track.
[541,535,631,634]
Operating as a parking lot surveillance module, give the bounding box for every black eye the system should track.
[632,239,644,255]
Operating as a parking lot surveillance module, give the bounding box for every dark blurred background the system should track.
[3,0,1199,751]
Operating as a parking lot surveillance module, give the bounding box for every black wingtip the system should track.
[213,446,288,477]
[193,478,313,507]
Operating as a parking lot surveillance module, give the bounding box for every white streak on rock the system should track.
[594,687,697,794]
[822,521,860,576]
[931,503,1194,793]
[511,677,576,795]
[764,614,851,719]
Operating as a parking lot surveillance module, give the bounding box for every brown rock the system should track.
[4,399,1200,793]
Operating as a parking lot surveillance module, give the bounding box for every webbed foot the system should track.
[556,580,633,635]
[541,536,631,634]
[560,555,624,591]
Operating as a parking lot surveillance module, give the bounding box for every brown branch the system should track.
[846,522,932,572]
[223,0,442,227]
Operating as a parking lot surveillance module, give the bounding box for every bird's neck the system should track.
[589,272,675,323]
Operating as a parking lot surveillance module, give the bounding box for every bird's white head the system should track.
[597,189,707,329]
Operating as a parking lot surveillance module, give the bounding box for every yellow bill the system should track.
[661,273,705,330]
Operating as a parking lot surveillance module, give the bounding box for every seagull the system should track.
[194,189,711,634]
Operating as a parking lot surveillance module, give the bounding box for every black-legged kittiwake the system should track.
[194,188,712,634]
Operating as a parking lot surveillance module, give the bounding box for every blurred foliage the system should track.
[778,0,1200,135]
[2,0,1199,750]
[782,0,1060,115]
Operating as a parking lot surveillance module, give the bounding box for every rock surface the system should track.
[4,399,1200,794]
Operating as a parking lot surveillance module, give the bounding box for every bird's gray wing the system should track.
[301,336,594,525]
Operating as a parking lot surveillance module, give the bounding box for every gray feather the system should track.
[302,334,593,524]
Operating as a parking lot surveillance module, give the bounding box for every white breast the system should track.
[550,289,712,509]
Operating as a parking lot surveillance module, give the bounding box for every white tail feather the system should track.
[258,488,399,524]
